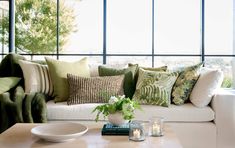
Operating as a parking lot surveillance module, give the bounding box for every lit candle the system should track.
[152,123,160,136]
[133,129,141,139]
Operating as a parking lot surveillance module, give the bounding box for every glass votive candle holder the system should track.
[150,116,164,137]
[129,121,145,141]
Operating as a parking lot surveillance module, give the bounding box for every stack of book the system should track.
[101,123,130,135]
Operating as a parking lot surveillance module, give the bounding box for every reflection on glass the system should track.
[205,0,233,55]
[107,0,152,54]
[60,0,103,54]
[155,0,200,54]
[0,1,9,57]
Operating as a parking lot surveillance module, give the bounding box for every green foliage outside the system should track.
[0,0,76,54]
[222,76,232,88]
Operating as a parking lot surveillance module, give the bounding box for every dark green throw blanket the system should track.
[0,86,48,133]
[0,54,49,133]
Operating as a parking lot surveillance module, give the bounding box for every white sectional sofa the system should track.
[46,66,235,148]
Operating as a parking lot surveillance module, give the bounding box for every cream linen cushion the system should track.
[190,68,223,107]
[19,60,53,96]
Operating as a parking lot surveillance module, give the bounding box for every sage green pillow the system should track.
[0,77,21,94]
[45,57,90,102]
[172,63,203,105]
[98,65,138,98]
[133,68,178,107]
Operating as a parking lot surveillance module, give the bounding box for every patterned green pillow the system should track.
[133,68,178,107]
[172,63,203,105]
[128,63,168,90]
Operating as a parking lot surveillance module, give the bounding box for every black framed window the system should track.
[1,0,234,87]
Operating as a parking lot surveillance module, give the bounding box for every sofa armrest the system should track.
[211,88,235,148]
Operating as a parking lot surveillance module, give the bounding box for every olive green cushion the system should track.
[98,65,137,98]
[128,63,168,84]
[172,63,203,105]
[128,63,167,72]
[45,57,90,102]
[133,68,178,107]
[0,77,21,94]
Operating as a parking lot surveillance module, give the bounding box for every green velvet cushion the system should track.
[133,68,178,107]
[172,63,203,105]
[0,77,21,94]
[45,57,90,102]
[98,65,138,98]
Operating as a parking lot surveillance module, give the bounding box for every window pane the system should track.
[107,0,152,54]
[155,56,201,70]
[0,1,9,55]
[155,0,200,54]
[59,56,102,65]
[23,55,57,61]
[205,0,233,55]
[15,0,57,54]
[60,0,103,54]
[205,57,232,88]
[107,56,152,67]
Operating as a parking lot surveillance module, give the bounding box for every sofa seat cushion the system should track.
[135,103,214,122]
[47,101,214,122]
[47,100,102,121]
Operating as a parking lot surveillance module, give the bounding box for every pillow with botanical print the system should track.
[172,63,203,105]
[133,68,178,107]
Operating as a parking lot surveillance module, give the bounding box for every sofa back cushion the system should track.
[190,68,224,107]
[67,74,124,105]
[45,57,90,102]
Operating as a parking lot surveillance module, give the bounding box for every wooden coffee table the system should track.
[0,122,182,148]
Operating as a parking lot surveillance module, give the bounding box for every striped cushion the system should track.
[67,74,124,105]
[19,60,53,96]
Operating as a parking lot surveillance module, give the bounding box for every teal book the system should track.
[101,123,130,136]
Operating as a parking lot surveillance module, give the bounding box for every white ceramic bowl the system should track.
[31,122,88,142]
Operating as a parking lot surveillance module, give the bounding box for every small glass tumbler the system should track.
[150,116,164,137]
[129,121,145,141]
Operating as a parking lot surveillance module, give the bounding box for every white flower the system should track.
[109,96,118,104]
[119,95,125,100]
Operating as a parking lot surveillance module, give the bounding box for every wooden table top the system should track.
[0,122,182,148]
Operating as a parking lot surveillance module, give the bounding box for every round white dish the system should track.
[31,122,88,142]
